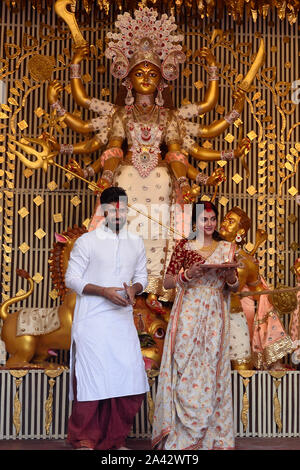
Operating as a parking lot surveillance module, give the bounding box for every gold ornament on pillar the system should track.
[269,371,287,432]
[9,370,29,435]
[238,370,256,432]
[44,369,64,435]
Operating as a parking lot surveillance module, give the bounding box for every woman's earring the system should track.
[123,78,134,106]
[235,233,243,244]
[155,81,165,107]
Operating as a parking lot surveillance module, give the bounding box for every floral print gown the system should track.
[152,239,236,450]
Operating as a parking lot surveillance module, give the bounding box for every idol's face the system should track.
[103,200,127,232]
[196,209,217,238]
[219,211,241,242]
[130,62,161,95]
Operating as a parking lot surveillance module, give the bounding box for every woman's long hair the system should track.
[188,201,223,241]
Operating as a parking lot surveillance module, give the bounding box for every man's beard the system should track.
[107,217,126,232]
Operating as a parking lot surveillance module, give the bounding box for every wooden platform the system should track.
[1,370,300,440]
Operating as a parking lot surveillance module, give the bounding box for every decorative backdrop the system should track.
[0,3,299,359]
[3,0,300,24]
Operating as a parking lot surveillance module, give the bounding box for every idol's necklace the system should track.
[135,92,155,109]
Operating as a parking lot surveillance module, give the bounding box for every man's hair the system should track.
[230,206,251,233]
[100,186,128,206]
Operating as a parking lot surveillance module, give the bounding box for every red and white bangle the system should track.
[224,109,240,124]
[221,150,234,161]
[183,269,193,281]
[70,63,81,79]
[176,269,192,288]
[60,144,74,154]
[51,100,66,117]
[207,65,219,81]
[176,273,187,288]
[196,173,209,185]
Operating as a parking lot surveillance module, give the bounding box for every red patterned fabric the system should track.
[166,239,205,276]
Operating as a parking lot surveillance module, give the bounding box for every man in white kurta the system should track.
[65,187,149,450]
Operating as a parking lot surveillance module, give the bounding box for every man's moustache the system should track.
[108,218,126,226]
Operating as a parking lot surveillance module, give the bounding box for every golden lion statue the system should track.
[0,225,86,369]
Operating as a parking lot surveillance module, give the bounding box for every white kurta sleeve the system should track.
[132,238,148,293]
[65,236,90,296]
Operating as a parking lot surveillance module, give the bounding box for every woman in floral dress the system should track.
[152,202,239,450]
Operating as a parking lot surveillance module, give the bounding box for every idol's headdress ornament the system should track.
[105,7,185,81]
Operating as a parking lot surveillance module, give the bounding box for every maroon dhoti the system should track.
[67,376,145,450]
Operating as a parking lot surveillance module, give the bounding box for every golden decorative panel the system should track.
[0,3,298,348]
[3,1,300,24]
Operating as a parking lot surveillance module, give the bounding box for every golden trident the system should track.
[10,136,190,240]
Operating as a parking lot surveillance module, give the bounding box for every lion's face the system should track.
[133,297,169,370]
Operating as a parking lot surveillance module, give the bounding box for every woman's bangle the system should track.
[226,276,239,289]
[175,271,190,288]
[184,269,193,282]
